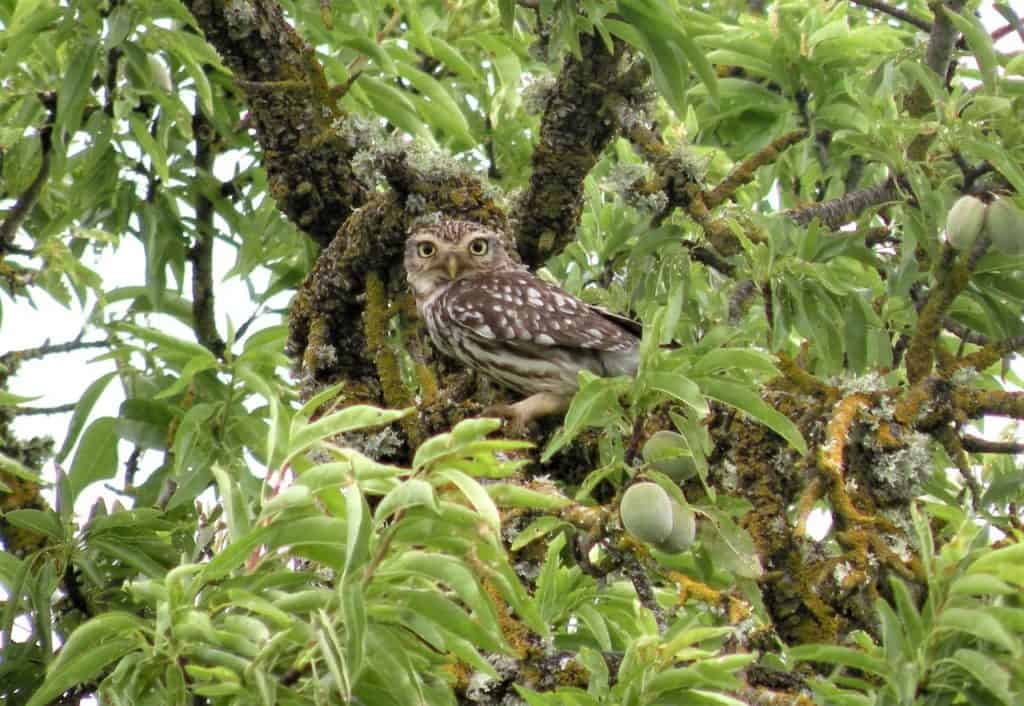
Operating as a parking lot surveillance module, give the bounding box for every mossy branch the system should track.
[905,237,988,384]
[817,393,887,528]
[704,130,808,209]
[184,0,367,247]
[514,34,632,267]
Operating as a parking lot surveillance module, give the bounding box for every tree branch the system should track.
[849,0,932,32]
[183,0,369,247]
[514,33,631,266]
[906,235,988,384]
[704,130,808,209]
[904,0,966,158]
[13,402,78,416]
[785,177,903,228]
[3,338,108,362]
[0,95,57,253]
[189,111,227,358]
[961,435,1024,455]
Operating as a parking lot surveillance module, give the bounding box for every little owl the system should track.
[404,220,640,428]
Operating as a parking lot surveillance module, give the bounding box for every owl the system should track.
[404,220,640,428]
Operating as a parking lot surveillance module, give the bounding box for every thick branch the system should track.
[955,386,1024,420]
[183,0,368,247]
[785,177,902,229]
[514,34,629,266]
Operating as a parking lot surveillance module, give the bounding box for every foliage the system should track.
[1,0,1023,705]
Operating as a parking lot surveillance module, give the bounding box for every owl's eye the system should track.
[468,238,489,256]
[417,241,436,258]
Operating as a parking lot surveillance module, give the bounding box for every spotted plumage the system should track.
[404,220,640,427]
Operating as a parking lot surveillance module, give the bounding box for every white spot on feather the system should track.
[536,333,555,345]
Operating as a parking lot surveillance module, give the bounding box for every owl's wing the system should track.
[445,272,639,352]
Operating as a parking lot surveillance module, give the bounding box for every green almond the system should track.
[946,195,988,251]
[984,197,1024,255]
[652,501,697,554]
[620,482,674,544]
[642,431,698,482]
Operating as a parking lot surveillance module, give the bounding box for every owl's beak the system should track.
[445,255,460,280]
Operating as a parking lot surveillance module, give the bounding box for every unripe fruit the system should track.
[643,431,697,482]
[984,197,1024,255]
[620,482,674,544]
[946,195,988,251]
[652,501,697,554]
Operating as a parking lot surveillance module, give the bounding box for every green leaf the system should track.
[27,639,140,706]
[55,38,100,139]
[696,377,807,454]
[287,405,409,463]
[3,509,64,541]
[944,9,998,94]
[968,542,1024,586]
[486,483,573,511]
[946,648,1014,705]
[510,516,570,550]
[542,374,629,461]
[128,113,170,184]
[56,371,116,462]
[68,417,119,501]
[788,644,888,676]
[575,602,612,651]
[343,484,371,580]
[644,371,708,416]
[938,607,1022,655]
[395,62,474,148]
[373,478,439,524]
[435,469,501,535]
[354,76,430,140]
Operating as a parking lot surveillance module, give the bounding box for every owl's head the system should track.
[404,221,515,299]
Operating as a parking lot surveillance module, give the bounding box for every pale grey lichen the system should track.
[866,431,933,506]
[522,75,557,116]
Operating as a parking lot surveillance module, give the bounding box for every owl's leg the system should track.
[484,392,568,431]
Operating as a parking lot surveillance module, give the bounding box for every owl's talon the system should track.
[482,403,529,433]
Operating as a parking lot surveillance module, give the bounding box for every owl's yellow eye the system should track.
[417,242,436,258]
[468,238,489,256]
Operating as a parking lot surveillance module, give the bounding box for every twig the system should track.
[3,337,108,362]
[849,0,932,32]
[625,557,666,632]
[13,402,78,416]
[705,130,808,209]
